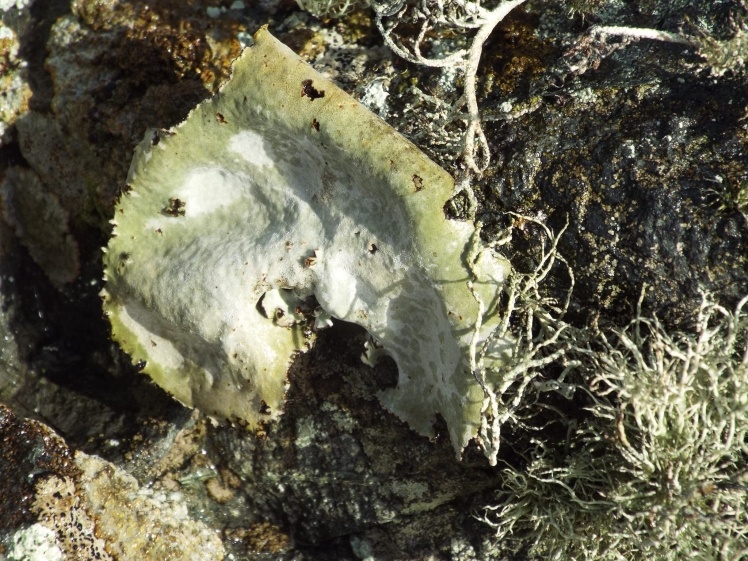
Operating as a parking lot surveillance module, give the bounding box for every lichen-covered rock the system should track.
[0,278,23,405]
[6,523,64,561]
[31,474,113,560]
[103,27,510,460]
[469,4,748,329]
[208,324,501,545]
[3,0,745,559]
[0,21,31,145]
[0,404,224,561]
[74,452,224,561]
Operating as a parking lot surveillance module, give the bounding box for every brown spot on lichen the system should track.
[304,252,318,267]
[163,198,186,217]
[301,79,325,100]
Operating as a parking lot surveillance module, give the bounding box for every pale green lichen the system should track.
[295,0,360,18]
[103,27,510,461]
[479,291,748,560]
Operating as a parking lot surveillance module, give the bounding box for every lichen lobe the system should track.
[103,27,510,460]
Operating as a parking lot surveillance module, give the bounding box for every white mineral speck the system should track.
[236,31,253,48]
[0,0,30,10]
[360,78,390,117]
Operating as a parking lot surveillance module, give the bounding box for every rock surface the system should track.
[0,405,224,560]
[1,0,746,559]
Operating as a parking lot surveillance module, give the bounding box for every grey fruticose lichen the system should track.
[102,27,510,460]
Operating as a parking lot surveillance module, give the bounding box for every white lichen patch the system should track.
[6,524,63,561]
[103,27,510,460]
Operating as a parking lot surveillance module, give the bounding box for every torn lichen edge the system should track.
[101,26,511,461]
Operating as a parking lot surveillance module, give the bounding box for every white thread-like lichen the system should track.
[479,291,748,559]
[102,27,511,460]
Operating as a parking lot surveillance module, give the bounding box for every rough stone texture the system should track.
[0,404,79,533]
[385,2,748,330]
[0,0,746,559]
[75,452,224,560]
[0,269,23,406]
[481,5,748,328]
[31,474,113,561]
[1,165,80,285]
[211,323,500,551]
[0,17,31,145]
[0,405,224,560]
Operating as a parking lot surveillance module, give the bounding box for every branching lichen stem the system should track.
[589,25,697,46]
[377,0,527,176]
[462,0,527,174]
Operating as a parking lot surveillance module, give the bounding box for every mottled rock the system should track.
[477,4,748,328]
[0,0,746,559]
[75,453,224,560]
[209,324,499,548]
[0,275,23,406]
[0,21,31,145]
[0,405,224,561]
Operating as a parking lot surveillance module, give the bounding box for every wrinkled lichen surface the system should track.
[103,27,510,459]
[1,0,747,559]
